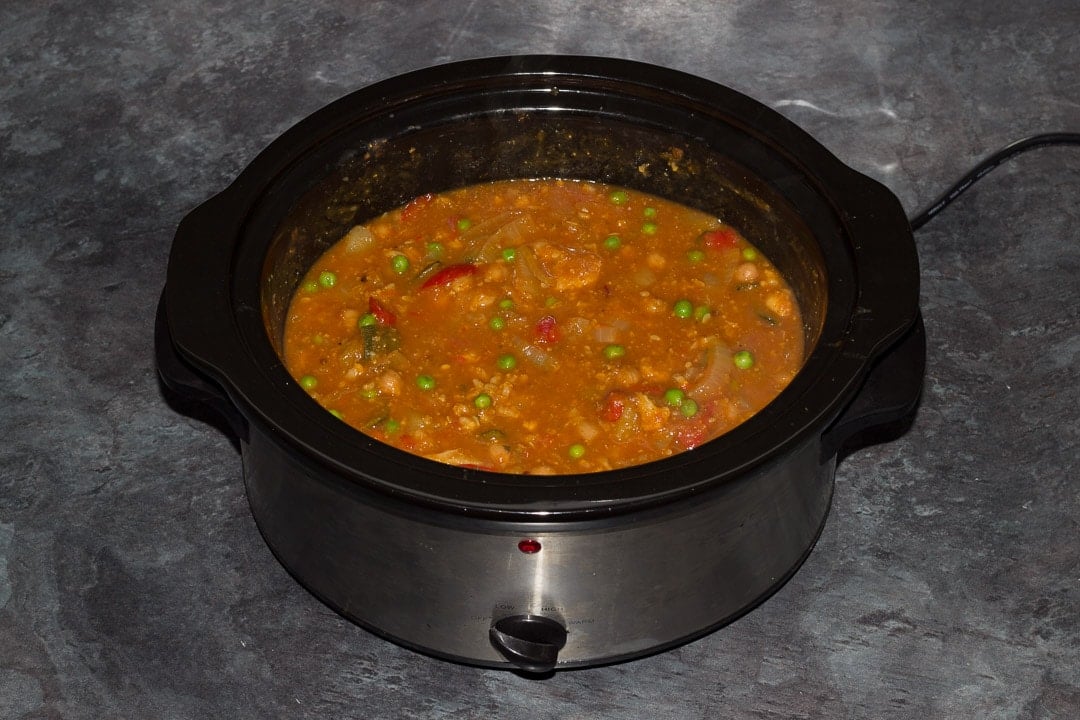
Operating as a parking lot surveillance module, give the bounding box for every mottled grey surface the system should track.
[1,1,1078,718]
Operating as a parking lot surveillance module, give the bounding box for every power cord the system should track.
[908,132,1080,231]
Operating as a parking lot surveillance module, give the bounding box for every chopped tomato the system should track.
[600,391,626,422]
[674,400,717,450]
[535,314,560,343]
[675,424,708,450]
[701,227,740,250]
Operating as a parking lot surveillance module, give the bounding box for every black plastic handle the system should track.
[155,290,248,441]
[821,312,926,461]
[489,614,568,674]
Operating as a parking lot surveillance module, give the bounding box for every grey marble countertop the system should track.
[2,1,1078,718]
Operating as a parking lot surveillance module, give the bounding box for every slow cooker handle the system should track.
[821,312,925,460]
[489,614,568,674]
[155,290,249,441]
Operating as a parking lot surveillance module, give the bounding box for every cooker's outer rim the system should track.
[163,55,921,521]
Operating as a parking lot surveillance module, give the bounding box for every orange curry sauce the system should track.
[283,179,803,474]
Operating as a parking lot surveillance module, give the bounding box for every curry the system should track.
[283,179,803,474]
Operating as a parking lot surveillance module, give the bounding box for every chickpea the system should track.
[734,262,760,284]
[765,290,795,318]
[377,369,403,396]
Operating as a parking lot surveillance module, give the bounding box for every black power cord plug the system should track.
[908,132,1080,231]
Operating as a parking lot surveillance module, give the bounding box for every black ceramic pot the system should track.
[156,56,923,672]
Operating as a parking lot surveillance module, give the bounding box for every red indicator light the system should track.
[517,539,542,554]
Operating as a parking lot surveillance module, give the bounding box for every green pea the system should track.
[318,270,337,288]
[568,443,586,459]
[602,344,626,360]
[358,313,377,328]
[328,409,344,420]
[302,280,320,293]
[489,316,506,331]
[497,353,517,371]
[384,418,401,433]
[672,299,694,319]
[643,206,657,218]
[694,305,712,322]
[686,249,705,264]
[498,298,515,310]
[501,247,517,262]
[390,254,410,274]
[456,217,473,231]
[473,393,493,409]
[741,247,759,261]
[416,374,436,391]
[426,241,444,259]
[641,222,658,235]
[299,375,318,390]
[733,350,755,370]
[663,388,685,407]
[609,190,629,205]
[680,399,699,418]
[360,388,378,399]
[603,234,621,250]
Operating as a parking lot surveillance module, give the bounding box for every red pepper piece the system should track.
[400,193,434,222]
[368,297,397,326]
[535,314,560,343]
[420,263,478,289]
[701,227,740,249]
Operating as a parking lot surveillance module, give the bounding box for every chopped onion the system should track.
[460,211,526,261]
[520,343,556,369]
[565,316,591,337]
[343,225,375,253]
[578,421,599,442]
[518,244,553,287]
[592,323,620,344]
[686,339,733,398]
[428,448,486,467]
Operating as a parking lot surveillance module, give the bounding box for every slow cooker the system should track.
[156,56,924,672]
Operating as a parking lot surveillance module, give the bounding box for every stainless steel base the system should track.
[242,430,834,670]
